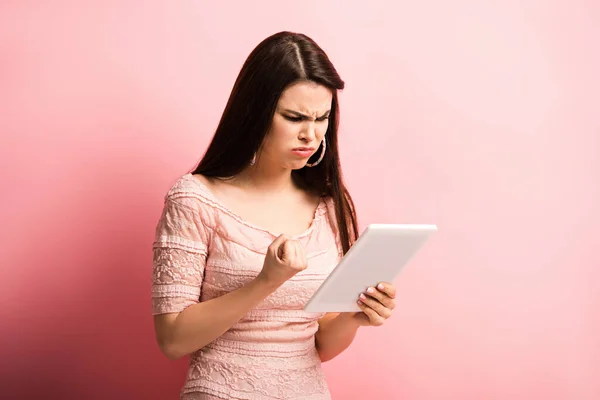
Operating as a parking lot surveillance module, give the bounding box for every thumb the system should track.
[270,234,289,260]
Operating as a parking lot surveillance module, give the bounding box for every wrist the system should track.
[334,312,363,329]
[251,273,282,294]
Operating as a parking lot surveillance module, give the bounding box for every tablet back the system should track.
[304,224,437,313]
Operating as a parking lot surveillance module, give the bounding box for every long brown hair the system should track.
[192,31,358,254]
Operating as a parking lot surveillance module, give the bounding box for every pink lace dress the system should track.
[151,174,342,399]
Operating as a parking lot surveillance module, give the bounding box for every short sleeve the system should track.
[151,196,209,315]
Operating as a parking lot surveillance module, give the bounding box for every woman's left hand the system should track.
[353,282,396,327]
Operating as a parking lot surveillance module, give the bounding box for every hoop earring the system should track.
[306,138,326,167]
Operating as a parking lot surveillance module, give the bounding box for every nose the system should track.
[299,122,316,142]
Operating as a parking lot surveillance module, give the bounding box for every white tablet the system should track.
[303,223,437,313]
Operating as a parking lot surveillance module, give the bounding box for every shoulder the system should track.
[158,173,219,230]
[152,174,222,245]
[164,173,202,199]
[321,196,338,229]
[162,173,213,208]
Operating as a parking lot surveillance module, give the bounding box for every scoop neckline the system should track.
[184,173,325,240]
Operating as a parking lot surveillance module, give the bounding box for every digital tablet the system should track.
[303,223,437,313]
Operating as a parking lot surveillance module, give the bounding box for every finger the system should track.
[358,293,392,319]
[376,282,396,299]
[294,241,307,267]
[364,286,395,310]
[357,299,385,326]
[270,234,289,258]
[279,239,295,262]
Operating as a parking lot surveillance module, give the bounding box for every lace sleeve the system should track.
[151,197,209,315]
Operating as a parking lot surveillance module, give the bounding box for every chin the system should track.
[288,161,309,170]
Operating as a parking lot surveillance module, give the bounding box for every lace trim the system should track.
[152,245,205,314]
[183,353,330,400]
[204,229,274,256]
[177,173,327,240]
[152,248,205,284]
[152,283,201,297]
[206,253,335,281]
[182,385,330,400]
[243,309,325,321]
[202,337,317,358]
[183,373,330,400]
[152,298,197,315]
[181,392,227,400]
[153,235,208,254]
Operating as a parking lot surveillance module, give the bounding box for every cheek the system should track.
[270,119,298,140]
[317,122,329,138]
[263,120,297,151]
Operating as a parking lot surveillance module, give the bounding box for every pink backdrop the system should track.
[2,1,599,399]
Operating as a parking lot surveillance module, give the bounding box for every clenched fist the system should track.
[257,234,308,288]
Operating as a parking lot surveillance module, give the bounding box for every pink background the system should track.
[2,1,599,399]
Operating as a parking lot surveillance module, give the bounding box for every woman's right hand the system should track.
[257,234,308,288]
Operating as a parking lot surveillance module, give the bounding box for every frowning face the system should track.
[258,80,332,170]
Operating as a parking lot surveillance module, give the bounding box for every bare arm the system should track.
[315,283,398,362]
[314,312,361,362]
[154,233,307,360]
[154,275,278,359]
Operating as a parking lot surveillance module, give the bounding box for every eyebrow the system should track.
[282,109,331,119]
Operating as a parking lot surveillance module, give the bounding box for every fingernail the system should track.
[366,287,375,294]
[359,293,366,300]
[378,283,385,290]
[357,299,363,305]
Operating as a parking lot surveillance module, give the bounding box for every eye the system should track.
[283,115,303,122]
[316,116,330,122]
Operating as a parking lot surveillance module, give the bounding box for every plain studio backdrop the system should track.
[1,1,599,399]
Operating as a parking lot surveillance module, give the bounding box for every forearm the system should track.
[315,313,361,362]
[160,276,278,359]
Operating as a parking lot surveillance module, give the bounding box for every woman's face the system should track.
[259,81,333,170]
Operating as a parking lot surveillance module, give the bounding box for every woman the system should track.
[151,31,397,399]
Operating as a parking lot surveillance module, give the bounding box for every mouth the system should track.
[292,147,315,151]
[291,147,315,158]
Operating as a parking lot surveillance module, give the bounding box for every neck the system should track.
[235,161,296,194]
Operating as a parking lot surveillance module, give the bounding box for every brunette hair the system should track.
[192,31,358,253]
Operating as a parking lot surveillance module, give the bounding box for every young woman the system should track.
[151,31,397,399]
